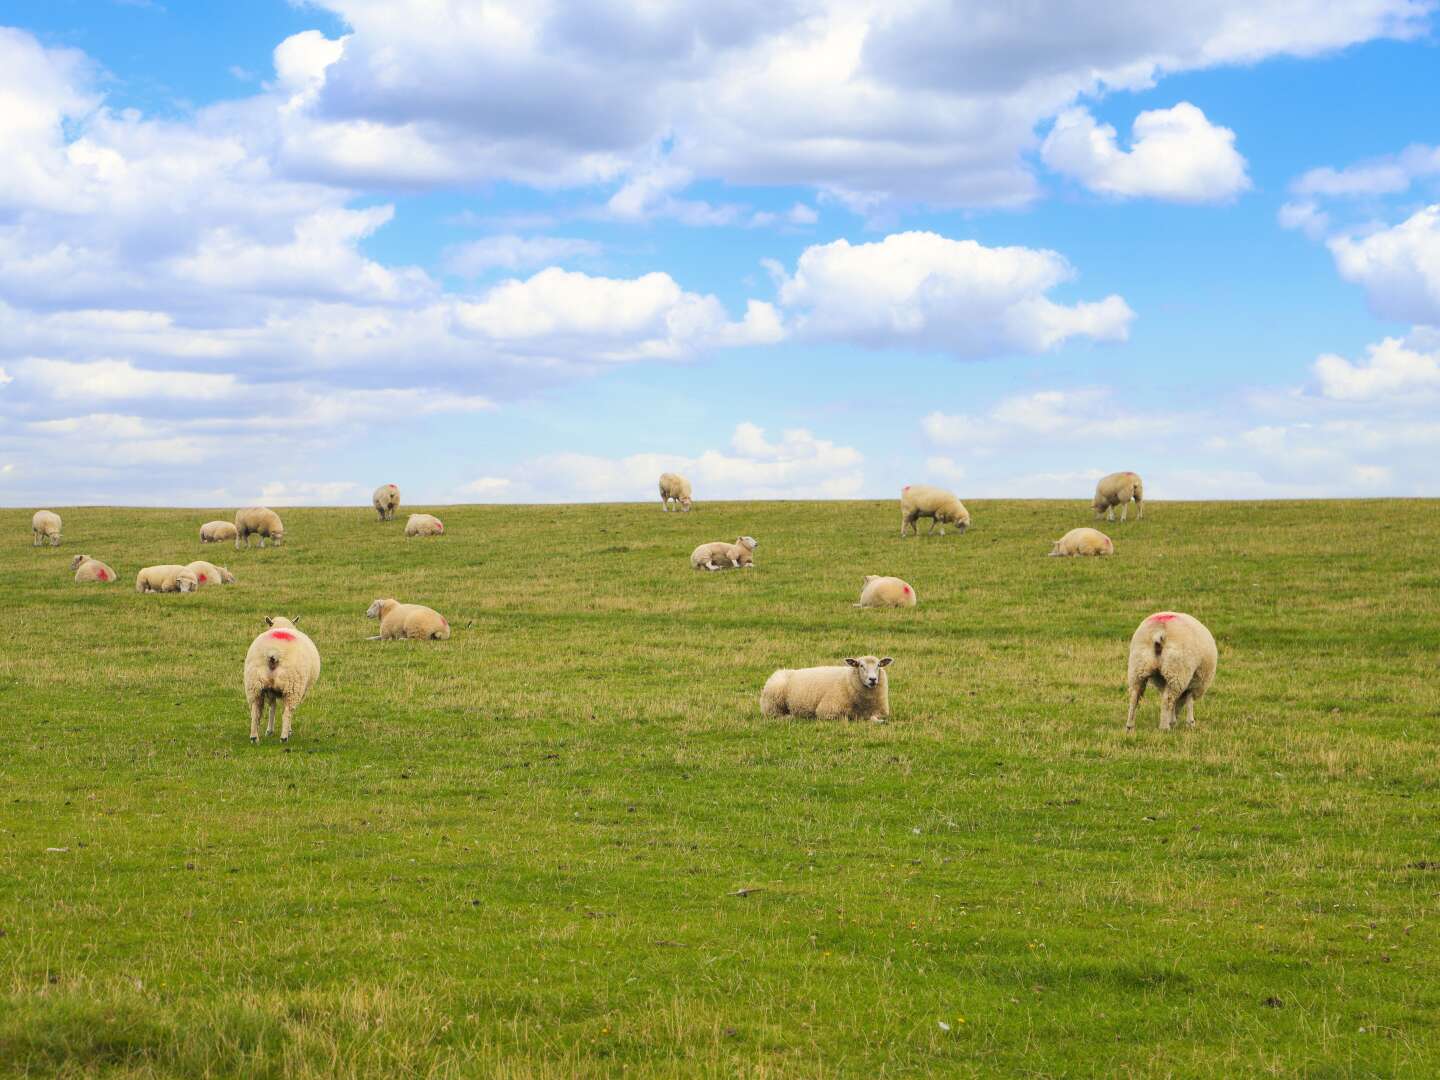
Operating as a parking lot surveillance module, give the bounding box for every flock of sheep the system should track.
[26,468,1212,740]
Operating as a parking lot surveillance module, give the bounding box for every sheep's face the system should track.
[220,567,236,584]
[845,655,893,689]
[738,536,757,550]
[680,496,692,511]
[271,527,285,544]
[176,572,198,593]
[70,554,85,571]
[365,599,390,620]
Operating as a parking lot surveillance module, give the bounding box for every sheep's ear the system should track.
[291,615,301,626]
[878,657,893,667]
[264,617,274,627]
[844,657,861,667]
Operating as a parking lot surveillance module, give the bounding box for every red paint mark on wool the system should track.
[1149,613,1177,623]
[269,630,296,641]
[902,584,911,594]
[198,573,207,583]
[97,569,108,580]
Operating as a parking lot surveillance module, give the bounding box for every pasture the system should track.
[1,499,1436,1077]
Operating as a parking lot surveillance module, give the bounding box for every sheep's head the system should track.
[176,571,199,594]
[219,567,236,584]
[737,536,757,550]
[680,496,692,511]
[845,655,893,689]
[271,526,285,544]
[365,599,394,620]
[70,554,86,571]
[265,616,299,629]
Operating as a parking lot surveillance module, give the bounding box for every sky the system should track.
[2,1,1439,507]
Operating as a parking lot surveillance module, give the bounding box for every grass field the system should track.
[1,499,1437,1078]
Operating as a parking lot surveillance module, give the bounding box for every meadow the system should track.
[0,498,1436,1078]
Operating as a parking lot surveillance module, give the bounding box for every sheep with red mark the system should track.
[1049,527,1114,557]
[200,520,237,543]
[185,560,236,587]
[364,598,451,640]
[855,575,917,608]
[32,510,62,547]
[135,564,199,593]
[235,507,284,549]
[690,536,756,571]
[761,655,894,722]
[1093,471,1144,522]
[900,484,969,537]
[1126,611,1217,731]
[244,616,321,743]
[71,554,116,583]
[658,472,693,512]
[373,483,401,521]
[405,513,444,538]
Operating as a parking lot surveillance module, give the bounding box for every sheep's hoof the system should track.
[250,736,257,744]
[281,736,288,743]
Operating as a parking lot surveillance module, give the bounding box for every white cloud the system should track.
[1292,143,1440,198]
[1041,102,1249,202]
[457,476,513,500]
[1328,205,1440,324]
[772,232,1132,358]
[258,480,364,506]
[1313,336,1440,400]
[1277,200,1331,240]
[924,456,967,483]
[923,388,1171,447]
[443,235,602,276]
[17,357,240,401]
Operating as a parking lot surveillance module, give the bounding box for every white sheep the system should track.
[373,483,401,521]
[235,507,284,549]
[243,616,321,743]
[200,520,238,544]
[135,564,199,593]
[1126,611,1217,731]
[900,484,969,537]
[690,536,756,571]
[1093,472,1144,522]
[855,575,917,607]
[185,560,236,587]
[760,655,893,722]
[1048,527,1114,557]
[32,510,62,547]
[71,554,116,583]
[658,472,693,512]
[364,598,451,640]
[405,513,444,538]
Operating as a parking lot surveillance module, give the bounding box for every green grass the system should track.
[1,499,1437,1078]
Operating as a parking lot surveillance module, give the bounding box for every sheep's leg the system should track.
[900,512,911,538]
[1125,679,1144,731]
[280,699,295,742]
[1120,501,1129,523]
[249,697,262,744]
[1135,497,1144,521]
[1159,685,1180,731]
[265,697,277,737]
[1184,693,1196,728]
[1106,507,1115,522]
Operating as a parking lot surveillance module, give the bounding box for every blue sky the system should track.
[2,1,1439,506]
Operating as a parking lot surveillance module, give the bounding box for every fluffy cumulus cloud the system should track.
[1291,143,1440,199]
[1040,103,1250,202]
[1313,336,1440,400]
[1328,205,1440,325]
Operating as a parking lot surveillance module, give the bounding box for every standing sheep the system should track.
[364,598,451,640]
[900,485,970,537]
[1125,611,1217,731]
[658,473,693,512]
[1093,472,1144,522]
[405,513,444,538]
[855,575,917,608]
[71,554,116,583]
[135,565,199,593]
[690,536,757,571]
[200,520,238,544]
[185,560,236,587]
[31,511,62,547]
[1049,528,1115,557]
[760,655,893,722]
[373,483,401,521]
[243,616,321,743]
[235,507,284,549]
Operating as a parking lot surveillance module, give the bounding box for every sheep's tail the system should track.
[266,649,282,671]
[1151,628,1165,657]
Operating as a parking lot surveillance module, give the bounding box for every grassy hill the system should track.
[1,499,1436,1077]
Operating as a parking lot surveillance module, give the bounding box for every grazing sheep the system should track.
[71,554,116,583]
[1126,612,1217,731]
[658,472,693,512]
[405,513,444,538]
[1049,527,1115,557]
[900,484,969,537]
[243,616,321,743]
[200,520,238,544]
[1093,471,1144,522]
[855,575,917,608]
[31,510,62,547]
[690,536,757,571]
[760,655,893,722]
[135,564,199,594]
[364,598,451,641]
[185,560,236,587]
[235,507,284,549]
[373,483,401,521]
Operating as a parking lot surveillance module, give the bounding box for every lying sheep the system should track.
[1094,471,1144,522]
[135,564,199,593]
[1126,611,1217,731]
[405,513,444,538]
[71,554,116,583]
[185,560,236,587]
[690,535,757,571]
[1049,527,1115,557]
[364,598,451,641]
[32,510,62,547]
[855,575,917,608]
[373,483,401,521]
[200,520,237,544]
[243,616,321,743]
[761,655,893,722]
[900,484,969,537]
[235,507,284,549]
[658,472,693,512]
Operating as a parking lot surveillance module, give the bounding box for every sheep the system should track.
[373,483,401,521]
[200,520,238,544]
[364,598,451,641]
[1125,611,1217,731]
[71,554,116,583]
[235,507,284,549]
[185,560,236,587]
[135,564,199,593]
[31,510,62,547]
[658,472,693,512]
[760,655,893,722]
[243,616,321,743]
[405,513,444,538]
[690,536,757,571]
[1048,527,1115,557]
[855,575,917,607]
[1093,471,1144,522]
[900,484,969,537]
